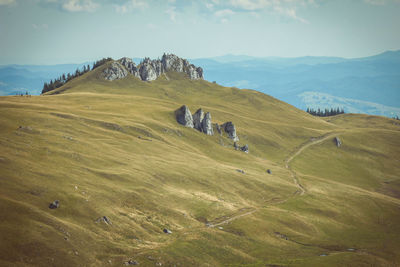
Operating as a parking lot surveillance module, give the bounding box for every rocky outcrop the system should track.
[103,54,203,82]
[49,200,59,209]
[222,122,239,142]
[162,54,185,72]
[240,144,249,153]
[174,105,248,152]
[187,64,203,80]
[118,57,140,78]
[176,106,214,136]
[139,58,159,81]
[334,137,342,147]
[103,62,128,81]
[175,105,194,128]
[201,112,213,135]
[161,53,203,80]
[193,109,205,131]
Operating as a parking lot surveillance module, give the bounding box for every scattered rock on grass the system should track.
[221,122,239,142]
[334,137,342,147]
[49,200,60,209]
[240,144,249,153]
[267,169,272,174]
[236,169,245,174]
[124,260,139,265]
[96,216,112,225]
[163,228,172,234]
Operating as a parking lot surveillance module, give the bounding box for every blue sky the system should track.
[0,0,400,64]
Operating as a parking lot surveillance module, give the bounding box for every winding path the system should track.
[284,133,338,196]
[206,132,338,227]
[207,209,258,228]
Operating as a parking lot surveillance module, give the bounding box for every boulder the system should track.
[222,122,239,142]
[163,228,172,234]
[192,108,204,131]
[201,112,214,135]
[103,62,128,81]
[118,57,140,78]
[334,137,342,147]
[240,144,249,153]
[95,216,112,225]
[49,200,59,209]
[175,105,194,128]
[236,169,245,174]
[267,169,272,174]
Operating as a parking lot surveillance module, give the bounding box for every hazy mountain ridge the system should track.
[193,50,400,117]
[1,50,399,117]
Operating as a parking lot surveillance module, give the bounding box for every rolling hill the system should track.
[0,59,399,266]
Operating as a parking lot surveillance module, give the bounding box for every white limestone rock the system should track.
[192,108,205,131]
[201,112,214,135]
[103,62,128,81]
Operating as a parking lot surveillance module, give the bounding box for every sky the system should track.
[0,0,400,64]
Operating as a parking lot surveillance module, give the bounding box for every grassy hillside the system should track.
[0,63,399,266]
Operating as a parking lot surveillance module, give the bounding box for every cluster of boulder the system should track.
[175,105,248,152]
[103,54,203,81]
[175,105,214,135]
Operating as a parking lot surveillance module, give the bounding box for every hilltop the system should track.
[0,56,400,266]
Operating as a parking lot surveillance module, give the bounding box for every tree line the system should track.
[306,107,345,117]
[41,57,113,94]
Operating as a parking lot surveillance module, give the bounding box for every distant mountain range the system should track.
[1,51,399,117]
[192,50,400,118]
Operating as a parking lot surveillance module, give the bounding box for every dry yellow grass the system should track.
[0,63,399,266]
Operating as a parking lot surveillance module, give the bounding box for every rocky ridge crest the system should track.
[103,54,203,81]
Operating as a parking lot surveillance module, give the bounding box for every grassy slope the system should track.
[0,62,399,266]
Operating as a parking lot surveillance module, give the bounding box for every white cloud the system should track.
[114,0,148,14]
[62,0,98,12]
[165,6,177,21]
[0,0,16,6]
[215,8,235,17]
[274,5,308,23]
[229,0,270,11]
[222,0,311,23]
